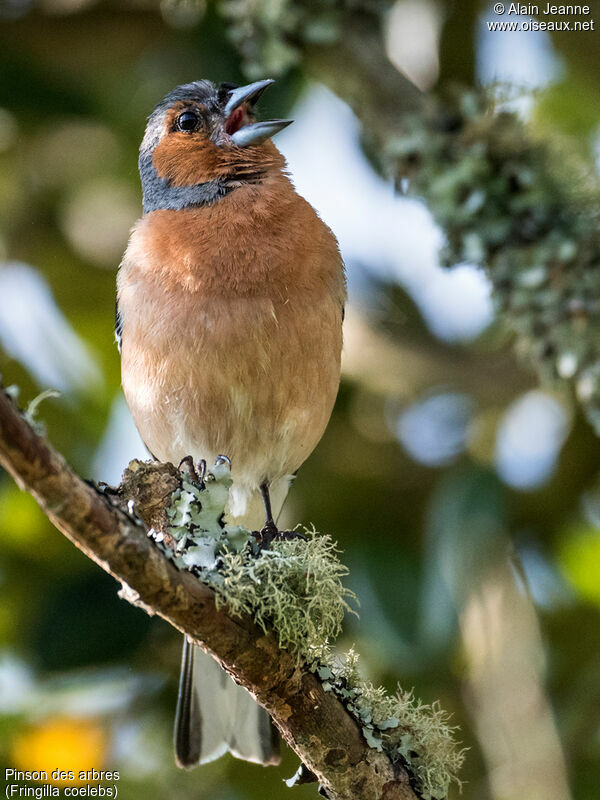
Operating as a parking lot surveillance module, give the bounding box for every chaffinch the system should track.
[116,78,346,769]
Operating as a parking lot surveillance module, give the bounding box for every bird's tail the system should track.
[174,637,280,767]
[174,476,292,768]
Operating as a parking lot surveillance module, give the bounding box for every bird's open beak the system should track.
[231,118,293,146]
[224,79,274,116]
[224,79,293,147]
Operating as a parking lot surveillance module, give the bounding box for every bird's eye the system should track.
[176,111,199,133]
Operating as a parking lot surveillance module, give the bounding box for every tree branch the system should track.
[0,384,418,800]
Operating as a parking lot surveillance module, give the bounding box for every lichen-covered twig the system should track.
[391,92,600,432]
[129,457,462,800]
[0,383,424,800]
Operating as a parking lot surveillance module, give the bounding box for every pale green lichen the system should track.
[392,90,600,434]
[163,461,238,567]
[213,532,357,660]
[158,461,357,659]
[157,461,463,798]
[315,649,466,800]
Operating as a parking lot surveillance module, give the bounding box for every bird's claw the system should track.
[215,454,232,469]
[178,456,206,485]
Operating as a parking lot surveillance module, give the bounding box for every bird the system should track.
[116,78,346,770]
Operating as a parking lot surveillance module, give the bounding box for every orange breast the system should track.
[117,174,346,489]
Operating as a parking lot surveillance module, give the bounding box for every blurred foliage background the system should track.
[1,1,600,799]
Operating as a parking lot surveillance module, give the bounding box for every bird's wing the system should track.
[115,298,123,353]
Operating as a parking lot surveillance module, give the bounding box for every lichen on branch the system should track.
[316,650,465,800]
[124,456,464,800]
[128,457,357,661]
[391,91,600,432]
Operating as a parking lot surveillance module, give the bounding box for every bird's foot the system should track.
[178,456,206,486]
[257,523,307,551]
[258,519,278,550]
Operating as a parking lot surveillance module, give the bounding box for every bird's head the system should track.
[139,79,292,213]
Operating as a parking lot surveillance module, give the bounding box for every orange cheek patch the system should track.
[153,136,226,186]
[153,135,286,188]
